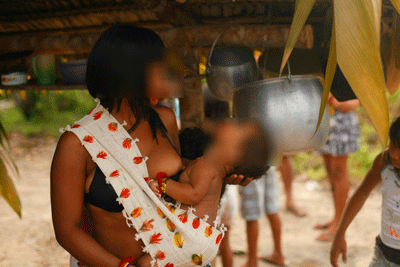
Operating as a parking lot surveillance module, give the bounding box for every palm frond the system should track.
[280,0,317,76]
[335,0,388,148]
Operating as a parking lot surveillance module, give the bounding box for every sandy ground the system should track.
[0,133,382,267]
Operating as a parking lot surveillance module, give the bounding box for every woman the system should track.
[314,93,360,242]
[51,24,185,267]
[51,24,253,267]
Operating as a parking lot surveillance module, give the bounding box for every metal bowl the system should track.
[206,46,259,102]
[233,75,329,165]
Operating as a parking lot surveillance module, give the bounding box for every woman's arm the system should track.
[51,131,120,267]
[330,152,384,267]
[329,94,360,113]
[163,158,216,206]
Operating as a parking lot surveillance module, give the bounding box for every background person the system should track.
[315,93,360,242]
[239,167,287,267]
[330,117,400,267]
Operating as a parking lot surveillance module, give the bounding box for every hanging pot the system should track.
[233,75,329,165]
[206,27,259,102]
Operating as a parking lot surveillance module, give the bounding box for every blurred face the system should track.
[146,58,184,99]
[389,142,400,169]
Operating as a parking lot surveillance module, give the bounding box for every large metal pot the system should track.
[206,45,259,102]
[233,75,329,165]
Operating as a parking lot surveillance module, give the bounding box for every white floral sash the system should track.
[63,101,225,267]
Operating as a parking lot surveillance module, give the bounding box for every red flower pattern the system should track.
[97,151,107,159]
[83,135,93,143]
[108,122,118,132]
[123,138,132,149]
[155,250,166,261]
[178,213,188,223]
[133,157,142,164]
[165,263,174,267]
[139,219,154,232]
[192,217,200,229]
[150,233,162,244]
[110,170,120,177]
[120,188,130,198]
[72,124,81,128]
[216,234,222,244]
[131,207,142,218]
[93,111,103,120]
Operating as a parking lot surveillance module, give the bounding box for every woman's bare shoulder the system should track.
[153,105,178,130]
[54,131,88,157]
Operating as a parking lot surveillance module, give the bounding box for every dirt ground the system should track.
[0,133,382,267]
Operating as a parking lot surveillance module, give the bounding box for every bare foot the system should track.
[316,231,335,242]
[259,253,286,266]
[313,221,332,230]
[286,204,307,217]
[316,225,337,242]
[241,261,258,267]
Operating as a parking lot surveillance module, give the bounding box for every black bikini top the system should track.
[84,109,180,213]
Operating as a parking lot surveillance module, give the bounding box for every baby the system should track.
[138,123,270,267]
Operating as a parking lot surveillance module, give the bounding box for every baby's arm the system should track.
[148,179,162,199]
[162,158,216,206]
[330,152,385,267]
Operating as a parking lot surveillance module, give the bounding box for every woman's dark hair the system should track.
[390,117,400,148]
[86,23,165,138]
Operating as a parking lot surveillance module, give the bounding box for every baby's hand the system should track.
[148,180,162,199]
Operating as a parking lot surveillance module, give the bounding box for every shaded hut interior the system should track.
[0,0,397,128]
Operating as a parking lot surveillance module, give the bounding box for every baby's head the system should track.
[179,127,211,160]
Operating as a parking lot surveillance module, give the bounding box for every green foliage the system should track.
[0,90,96,137]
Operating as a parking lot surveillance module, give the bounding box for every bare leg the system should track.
[280,156,306,217]
[259,213,285,266]
[242,220,259,267]
[219,227,234,267]
[317,154,350,241]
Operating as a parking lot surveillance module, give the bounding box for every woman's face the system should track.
[389,142,400,169]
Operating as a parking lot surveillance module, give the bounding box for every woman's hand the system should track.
[330,233,347,267]
[224,174,254,186]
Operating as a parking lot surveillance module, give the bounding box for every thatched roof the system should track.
[0,0,330,35]
[0,1,396,53]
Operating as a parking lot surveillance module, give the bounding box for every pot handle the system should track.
[261,26,292,80]
[278,27,292,80]
[206,23,233,72]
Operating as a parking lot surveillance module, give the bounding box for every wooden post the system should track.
[179,76,203,129]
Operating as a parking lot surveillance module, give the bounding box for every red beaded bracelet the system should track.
[119,256,135,267]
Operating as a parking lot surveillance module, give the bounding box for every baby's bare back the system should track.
[178,158,226,223]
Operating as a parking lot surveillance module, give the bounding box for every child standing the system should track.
[330,117,400,267]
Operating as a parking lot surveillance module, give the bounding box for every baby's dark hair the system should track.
[227,165,270,180]
[179,127,211,160]
[390,117,400,148]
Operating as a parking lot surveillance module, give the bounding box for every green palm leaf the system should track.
[0,120,21,217]
[280,0,317,75]
[335,0,388,148]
